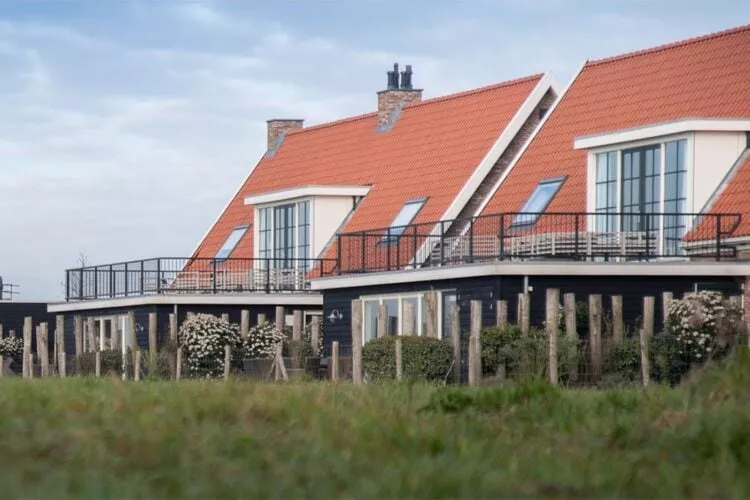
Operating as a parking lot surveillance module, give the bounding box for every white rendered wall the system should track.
[312,196,356,257]
[692,131,746,212]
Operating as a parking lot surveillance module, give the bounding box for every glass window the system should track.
[595,152,617,232]
[441,291,457,340]
[298,201,310,268]
[621,145,660,234]
[510,178,565,227]
[364,300,378,343]
[381,199,426,242]
[215,225,249,260]
[664,139,688,255]
[383,298,399,335]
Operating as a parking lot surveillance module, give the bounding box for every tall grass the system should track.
[1,352,750,498]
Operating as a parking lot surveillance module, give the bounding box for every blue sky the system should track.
[1,0,748,300]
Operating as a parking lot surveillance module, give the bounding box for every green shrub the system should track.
[283,340,315,360]
[77,349,123,376]
[363,336,453,382]
[649,332,689,386]
[480,325,523,377]
[602,338,641,387]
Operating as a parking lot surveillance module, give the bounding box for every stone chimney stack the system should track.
[377,63,422,130]
[266,119,304,152]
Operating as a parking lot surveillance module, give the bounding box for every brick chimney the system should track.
[266,119,304,152]
[376,63,422,130]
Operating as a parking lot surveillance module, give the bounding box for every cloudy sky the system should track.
[1,0,748,301]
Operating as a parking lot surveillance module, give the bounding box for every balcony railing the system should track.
[336,211,742,274]
[65,257,338,301]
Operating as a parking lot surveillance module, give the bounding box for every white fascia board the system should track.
[48,293,323,313]
[411,72,561,266]
[245,185,371,206]
[574,119,750,150]
[310,261,750,290]
[470,62,587,220]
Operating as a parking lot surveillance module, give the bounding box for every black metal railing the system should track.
[65,257,338,301]
[336,211,742,274]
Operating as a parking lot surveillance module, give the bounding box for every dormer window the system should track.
[510,177,565,228]
[215,225,249,261]
[381,198,426,243]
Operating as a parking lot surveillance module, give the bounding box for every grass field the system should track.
[1,353,750,498]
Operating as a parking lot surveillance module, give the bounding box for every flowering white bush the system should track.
[179,314,241,377]
[242,321,285,359]
[0,336,23,358]
[667,291,743,363]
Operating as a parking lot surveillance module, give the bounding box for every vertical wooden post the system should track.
[169,313,178,343]
[376,305,388,339]
[23,317,32,379]
[640,328,650,387]
[176,347,183,381]
[258,313,267,325]
[662,291,673,329]
[331,341,340,382]
[292,310,303,341]
[86,317,96,353]
[611,295,624,345]
[311,316,321,357]
[27,353,34,379]
[275,343,288,381]
[451,304,461,383]
[0,324,3,338]
[425,291,439,338]
[148,310,157,352]
[518,293,530,334]
[0,355,4,377]
[95,351,101,378]
[224,344,231,380]
[275,306,285,334]
[395,338,403,381]
[134,351,142,381]
[55,315,64,373]
[468,300,482,386]
[589,294,603,380]
[240,310,250,339]
[546,289,559,386]
[59,352,67,378]
[127,310,137,350]
[187,311,196,319]
[351,299,363,385]
[74,316,83,374]
[403,303,415,336]
[496,300,508,329]
[111,318,121,351]
[221,313,230,323]
[39,323,50,377]
[564,293,577,339]
[643,296,655,339]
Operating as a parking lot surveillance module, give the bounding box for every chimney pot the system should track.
[377,63,422,131]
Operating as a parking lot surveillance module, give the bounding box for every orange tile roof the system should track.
[481,25,750,220]
[193,74,544,260]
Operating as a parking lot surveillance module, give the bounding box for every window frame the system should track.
[256,199,312,268]
[214,224,250,261]
[379,197,427,245]
[509,176,567,228]
[359,289,454,343]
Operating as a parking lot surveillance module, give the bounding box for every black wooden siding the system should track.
[0,302,55,351]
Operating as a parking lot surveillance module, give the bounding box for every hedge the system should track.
[363,336,453,382]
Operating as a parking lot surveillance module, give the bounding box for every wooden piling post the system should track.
[311,316,321,357]
[55,315,64,373]
[351,299,363,385]
[662,291,673,329]
[563,293,577,339]
[176,347,183,381]
[224,344,231,380]
[134,350,142,382]
[589,294,603,380]
[27,353,34,379]
[395,338,403,381]
[518,293,530,334]
[86,317,96,353]
[403,302,415,336]
[0,355,3,377]
[376,305,388,339]
[39,323,50,377]
[612,295,624,345]
[640,328,650,387]
[221,313,230,323]
[451,303,461,383]
[425,291,439,338]
[546,289,559,386]
[292,310,303,341]
[258,313,267,325]
[240,310,250,339]
[95,351,101,377]
[496,300,508,329]
[127,310,137,351]
[148,312,158,374]
[643,296,655,339]
[186,311,196,319]
[169,313,178,343]
[59,352,67,378]
[468,300,482,386]
[331,341,340,382]
[23,317,32,379]
[275,306,285,334]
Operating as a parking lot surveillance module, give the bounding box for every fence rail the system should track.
[336,211,742,274]
[65,257,338,301]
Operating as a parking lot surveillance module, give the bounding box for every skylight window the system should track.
[381,198,426,242]
[215,225,249,260]
[510,177,566,228]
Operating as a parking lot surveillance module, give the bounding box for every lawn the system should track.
[1,353,750,498]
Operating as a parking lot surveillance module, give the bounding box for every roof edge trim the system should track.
[244,185,372,206]
[575,119,750,150]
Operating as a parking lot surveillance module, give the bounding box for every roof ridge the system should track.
[283,73,544,137]
[588,23,750,67]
